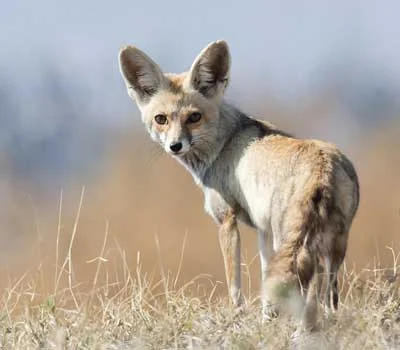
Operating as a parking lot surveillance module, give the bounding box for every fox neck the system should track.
[177,101,248,185]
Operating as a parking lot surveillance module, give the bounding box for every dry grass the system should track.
[0,191,399,349]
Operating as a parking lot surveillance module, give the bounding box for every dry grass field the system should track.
[0,226,399,349]
[0,119,399,349]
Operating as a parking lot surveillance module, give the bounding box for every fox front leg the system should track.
[218,214,243,307]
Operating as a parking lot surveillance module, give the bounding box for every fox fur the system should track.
[118,40,360,331]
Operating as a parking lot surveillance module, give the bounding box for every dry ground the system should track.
[1,218,399,350]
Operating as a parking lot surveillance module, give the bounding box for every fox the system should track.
[118,40,359,332]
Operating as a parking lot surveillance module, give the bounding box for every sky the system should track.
[3,1,400,100]
[1,0,400,182]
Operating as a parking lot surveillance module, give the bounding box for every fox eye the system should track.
[187,112,202,124]
[154,114,167,125]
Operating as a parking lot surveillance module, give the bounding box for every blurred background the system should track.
[0,1,399,294]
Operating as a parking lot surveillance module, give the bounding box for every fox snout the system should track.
[160,121,191,155]
[169,142,182,153]
[165,138,190,155]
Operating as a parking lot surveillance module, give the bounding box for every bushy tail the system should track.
[268,152,336,296]
[264,182,334,323]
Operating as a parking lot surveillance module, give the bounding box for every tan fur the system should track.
[118,40,360,334]
[165,73,186,92]
[219,211,243,305]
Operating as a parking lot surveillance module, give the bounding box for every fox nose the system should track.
[169,142,183,153]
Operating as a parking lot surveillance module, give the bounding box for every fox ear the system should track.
[188,40,231,100]
[119,46,166,105]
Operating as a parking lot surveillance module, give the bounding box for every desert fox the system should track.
[118,41,359,331]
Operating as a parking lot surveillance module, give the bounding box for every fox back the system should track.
[119,41,359,334]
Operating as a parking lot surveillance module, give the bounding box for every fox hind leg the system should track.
[324,256,340,313]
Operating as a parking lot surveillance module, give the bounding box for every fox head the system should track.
[119,41,230,165]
